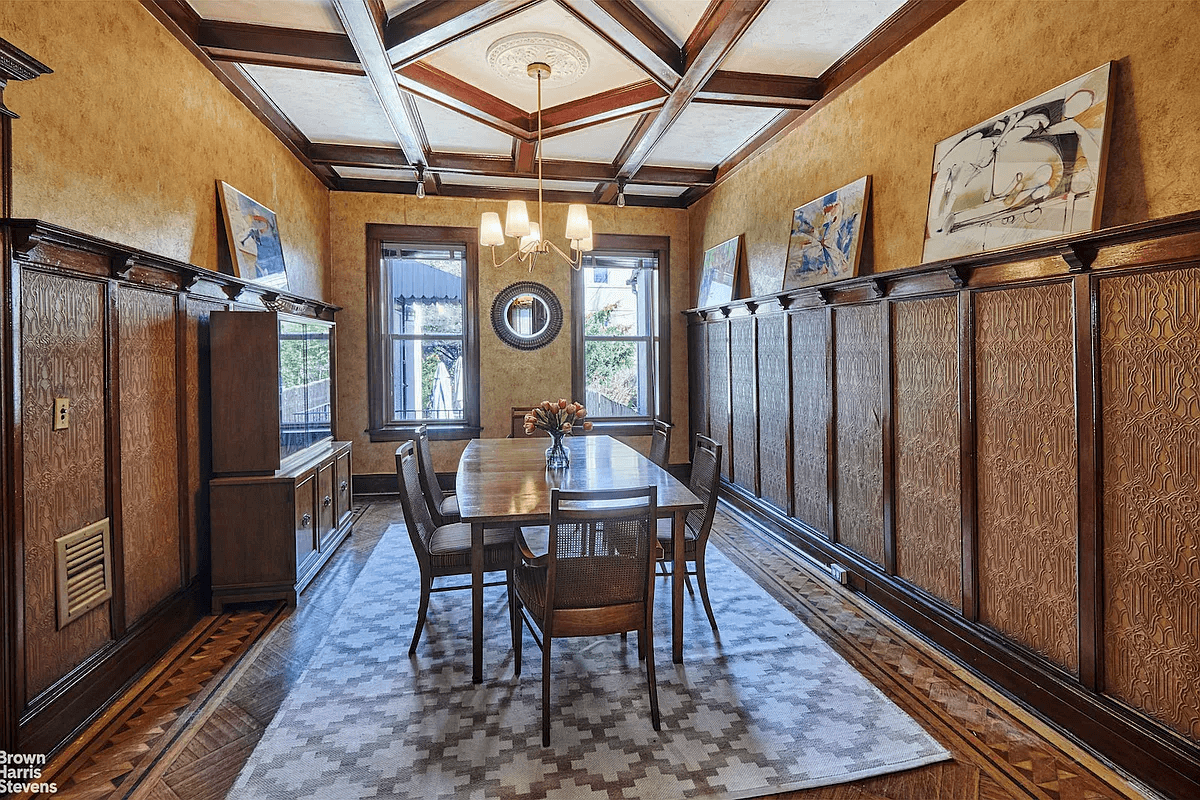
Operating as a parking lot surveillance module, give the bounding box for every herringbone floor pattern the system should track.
[28,501,1150,800]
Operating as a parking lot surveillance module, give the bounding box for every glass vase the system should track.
[545,430,570,469]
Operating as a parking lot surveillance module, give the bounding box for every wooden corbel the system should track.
[1057,242,1097,273]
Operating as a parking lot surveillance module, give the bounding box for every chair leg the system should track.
[695,553,718,633]
[644,622,661,732]
[541,636,552,746]
[409,573,432,655]
[509,568,521,677]
[683,563,695,597]
[637,627,645,660]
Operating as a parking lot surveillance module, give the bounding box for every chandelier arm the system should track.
[546,240,583,269]
[488,245,529,269]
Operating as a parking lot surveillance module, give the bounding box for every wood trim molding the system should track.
[554,0,682,90]
[386,0,540,68]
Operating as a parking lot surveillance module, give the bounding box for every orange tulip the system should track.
[563,422,573,432]
[575,407,587,418]
[582,421,593,431]
[558,399,568,409]
[541,400,552,411]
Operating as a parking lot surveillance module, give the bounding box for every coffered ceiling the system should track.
[147,0,960,208]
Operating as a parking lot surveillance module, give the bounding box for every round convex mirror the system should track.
[491,281,563,351]
[505,293,550,338]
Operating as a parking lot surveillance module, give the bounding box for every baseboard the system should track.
[19,582,206,756]
[717,480,1200,800]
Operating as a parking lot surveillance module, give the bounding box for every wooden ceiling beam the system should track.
[513,139,538,175]
[538,81,666,137]
[333,0,427,167]
[386,0,540,67]
[696,70,820,108]
[397,62,530,138]
[309,143,411,168]
[195,20,360,66]
[554,0,682,90]
[608,0,768,187]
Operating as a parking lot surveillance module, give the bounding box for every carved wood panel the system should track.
[184,298,226,582]
[21,270,112,700]
[688,320,708,442]
[835,304,884,565]
[707,321,732,478]
[756,313,789,512]
[893,296,962,609]
[975,283,1078,674]
[1099,268,1200,740]
[730,317,758,493]
[791,309,829,537]
[119,287,182,626]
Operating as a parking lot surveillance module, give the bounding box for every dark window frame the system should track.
[366,223,481,441]
[571,233,671,437]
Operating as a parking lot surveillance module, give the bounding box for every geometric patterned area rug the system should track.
[229,523,950,799]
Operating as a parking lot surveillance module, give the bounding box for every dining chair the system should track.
[657,434,723,632]
[395,441,517,656]
[512,486,662,746]
[414,424,460,526]
[647,418,672,467]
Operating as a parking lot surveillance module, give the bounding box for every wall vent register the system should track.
[55,518,113,629]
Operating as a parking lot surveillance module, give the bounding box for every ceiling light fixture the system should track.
[415,165,426,199]
[479,62,592,271]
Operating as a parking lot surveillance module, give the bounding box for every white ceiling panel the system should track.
[439,173,598,194]
[646,104,782,169]
[723,0,908,77]
[414,98,513,156]
[629,0,710,46]
[540,116,639,164]
[187,0,344,33]
[243,65,398,146]
[627,184,688,197]
[422,3,646,112]
[334,166,417,180]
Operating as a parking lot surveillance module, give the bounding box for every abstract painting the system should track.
[922,62,1113,263]
[697,235,742,307]
[783,176,871,290]
[217,181,289,290]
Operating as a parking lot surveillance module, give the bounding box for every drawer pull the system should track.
[340,480,349,492]
[323,495,333,508]
[301,513,311,528]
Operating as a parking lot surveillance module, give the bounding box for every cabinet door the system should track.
[295,474,318,571]
[334,450,352,526]
[317,461,336,549]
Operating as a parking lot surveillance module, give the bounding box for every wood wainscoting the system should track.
[686,211,1200,799]
[1,219,340,758]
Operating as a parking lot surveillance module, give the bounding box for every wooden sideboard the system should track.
[210,441,353,611]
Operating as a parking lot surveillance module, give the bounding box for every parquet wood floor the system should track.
[27,501,1151,800]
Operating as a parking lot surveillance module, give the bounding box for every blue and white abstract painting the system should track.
[783,175,870,291]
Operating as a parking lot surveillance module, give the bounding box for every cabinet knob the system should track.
[323,495,332,508]
[340,480,349,492]
[301,513,311,527]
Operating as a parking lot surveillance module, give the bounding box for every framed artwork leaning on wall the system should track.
[782,175,871,290]
[922,62,1114,262]
[217,180,290,291]
[696,235,742,308]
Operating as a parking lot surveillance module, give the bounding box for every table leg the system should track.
[672,509,685,664]
[472,521,484,684]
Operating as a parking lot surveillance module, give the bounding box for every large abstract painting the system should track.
[783,176,871,290]
[217,181,289,290]
[696,236,742,308]
[922,62,1113,262]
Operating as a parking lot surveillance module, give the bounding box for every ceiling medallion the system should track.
[486,33,589,87]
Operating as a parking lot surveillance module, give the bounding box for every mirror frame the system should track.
[490,281,563,351]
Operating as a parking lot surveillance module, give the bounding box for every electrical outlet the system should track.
[829,563,850,586]
[53,398,70,430]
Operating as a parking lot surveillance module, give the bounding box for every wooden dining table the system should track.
[456,434,703,684]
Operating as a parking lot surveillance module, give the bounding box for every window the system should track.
[572,234,670,433]
[367,224,480,440]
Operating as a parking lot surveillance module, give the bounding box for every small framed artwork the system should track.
[783,175,871,291]
[922,62,1114,262]
[217,181,289,290]
[696,235,742,308]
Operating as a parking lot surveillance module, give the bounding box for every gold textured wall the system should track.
[689,0,1200,295]
[329,193,690,474]
[0,1,331,301]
